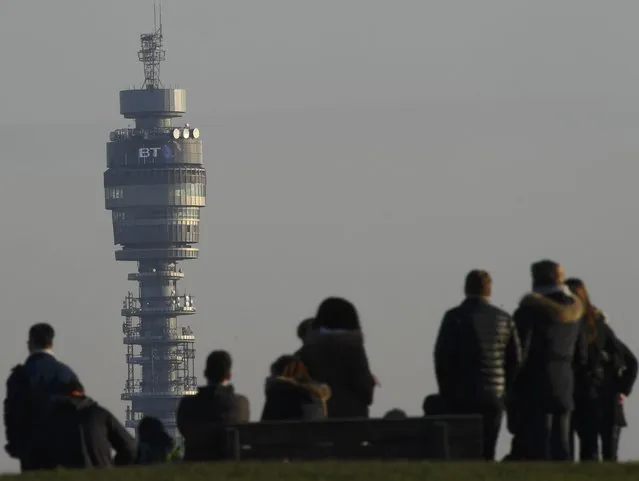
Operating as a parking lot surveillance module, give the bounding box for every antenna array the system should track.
[138,1,165,89]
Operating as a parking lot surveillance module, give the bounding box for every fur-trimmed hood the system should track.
[518,291,583,323]
[304,328,365,347]
[595,308,609,324]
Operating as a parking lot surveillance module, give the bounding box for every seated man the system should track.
[177,350,250,461]
[4,323,82,471]
[46,379,137,468]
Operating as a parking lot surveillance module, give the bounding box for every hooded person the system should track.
[510,260,587,461]
[136,416,180,464]
[261,355,331,421]
[297,297,377,418]
[45,379,137,469]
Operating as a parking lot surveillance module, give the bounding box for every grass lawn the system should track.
[3,462,639,481]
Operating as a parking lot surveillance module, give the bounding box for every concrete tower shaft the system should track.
[104,10,206,437]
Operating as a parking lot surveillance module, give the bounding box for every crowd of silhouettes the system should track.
[2,258,637,471]
[430,260,638,462]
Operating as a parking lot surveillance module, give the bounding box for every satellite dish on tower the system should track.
[182,128,190,139]
[172,128,180,140]
[192,128,200,139]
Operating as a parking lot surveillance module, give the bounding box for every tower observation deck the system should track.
[104,9,206,436]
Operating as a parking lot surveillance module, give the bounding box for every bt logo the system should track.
[138,145,173,163]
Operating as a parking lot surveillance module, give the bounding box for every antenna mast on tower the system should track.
[138,2,165,89]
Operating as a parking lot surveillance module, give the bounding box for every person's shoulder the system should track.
[444,304,461,317]
[178,392,198,410]
[485,302,511,319]
[235,392,250,405]
[91,402,113,419]
[6,364,26,388]
[441,305,463,325]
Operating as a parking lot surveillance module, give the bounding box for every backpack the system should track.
[4,364,30,458]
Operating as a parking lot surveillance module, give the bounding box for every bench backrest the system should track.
[218,415,482,461]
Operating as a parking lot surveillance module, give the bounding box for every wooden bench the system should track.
[212,415,483,461]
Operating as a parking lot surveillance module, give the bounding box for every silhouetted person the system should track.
[45,379,136,469]
[511,260,587,461]
[136,416,180,464]
[177,350,250,461]
[383,409,408,420]
[297,297,377,418]
[294,318,315,357]
[434,269,522,460]
[4,323,81,471]
[567,278,637,461]
[297,318,315,344]
[261,355,331,421]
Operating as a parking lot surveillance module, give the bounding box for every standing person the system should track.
[511,260,587,461]
[3,323,81,471]
[45,379,137,469]
[176,350,250,461]
[566,278,638,461]
[434,269,522,461]
[297,297,377,418]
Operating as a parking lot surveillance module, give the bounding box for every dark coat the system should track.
[261,376,330,421]
[136,420,178,464]
[46,395,136,469]
[615,337,638,425]
[297,329,376,419]
[4,351,80,468]
[434,297,522,409]
[512,289,587,413]
[576,316,638,426]
[176,384,250,461]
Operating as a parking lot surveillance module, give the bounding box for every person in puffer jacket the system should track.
[261,355,331,421]
[434,269,522,461]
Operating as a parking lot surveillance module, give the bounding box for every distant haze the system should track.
[1,0,639,471]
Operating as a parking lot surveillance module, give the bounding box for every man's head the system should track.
[204,350,232,385]
[296,318,314,342]
[383,408,408,420]
[531,259,565,288]
[27,323,55,353]
[464,270,492,298]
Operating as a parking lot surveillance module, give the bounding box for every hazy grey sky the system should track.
[2,0,639,470]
